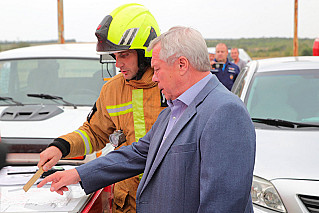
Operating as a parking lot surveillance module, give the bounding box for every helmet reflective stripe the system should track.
[119,28,139,46]
[132,89,146,141]
[74,130,92,155]
[106,101,133,116]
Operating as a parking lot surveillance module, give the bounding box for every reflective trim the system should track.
[106,101,133,116]
[132,89,146,182]
[74,130,92,155]
[119,28,139,45]
[228,69,237,73]
[132,89,146,141]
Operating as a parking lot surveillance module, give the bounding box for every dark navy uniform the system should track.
[210,59,240,91]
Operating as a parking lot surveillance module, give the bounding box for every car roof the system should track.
[253,56,319,73]
[0,42,113,60]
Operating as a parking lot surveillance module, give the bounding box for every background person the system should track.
[37,3,166,212]
[211,43,240,90]
[231,47,247,70]
[208,49,215,66]
[38,26,256,213]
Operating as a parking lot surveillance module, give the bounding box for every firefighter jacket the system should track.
[58,68,166,212]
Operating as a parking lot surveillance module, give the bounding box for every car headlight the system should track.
[251,176,287,212]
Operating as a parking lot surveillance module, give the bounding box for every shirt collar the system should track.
[214,58,230,65]
[168,73,212,108]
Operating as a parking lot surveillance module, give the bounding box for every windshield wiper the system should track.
[251,118,319,128]
[0,96,24,106]
[27,93,77,109]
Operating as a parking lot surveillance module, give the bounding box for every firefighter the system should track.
[37,3,166,212]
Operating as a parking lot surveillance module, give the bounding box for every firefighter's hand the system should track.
[37,168,81,195]
[38,146,62,172]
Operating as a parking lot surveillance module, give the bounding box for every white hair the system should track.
[148,26,211,72]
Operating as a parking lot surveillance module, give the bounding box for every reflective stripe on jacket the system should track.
[59,68,165,212]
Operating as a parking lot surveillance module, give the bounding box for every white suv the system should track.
[0,43,117,165]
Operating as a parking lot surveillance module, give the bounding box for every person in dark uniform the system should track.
[210,43,240,90]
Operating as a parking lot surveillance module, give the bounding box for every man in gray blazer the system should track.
[38,26,256,213]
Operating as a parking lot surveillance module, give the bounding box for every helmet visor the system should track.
[96,40,130,55]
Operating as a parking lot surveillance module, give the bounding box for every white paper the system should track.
[0,184,88,212]
[0,165,77,186]
[0,165,89,212]
[0,166,40,186]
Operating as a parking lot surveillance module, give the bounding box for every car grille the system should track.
[299,194,319,212]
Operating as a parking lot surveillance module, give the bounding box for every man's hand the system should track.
[37,146,62,172]
[37,168,81,195]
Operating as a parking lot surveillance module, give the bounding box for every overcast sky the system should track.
[0,0,318,42]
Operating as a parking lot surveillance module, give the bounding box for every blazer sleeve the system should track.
[198,101,256,212]
[76,127,153,194]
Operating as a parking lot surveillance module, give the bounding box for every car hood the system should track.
[254,128,319,181]
[0,105,91,138]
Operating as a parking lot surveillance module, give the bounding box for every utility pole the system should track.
[57,0,65,44]
[293,0,298,56]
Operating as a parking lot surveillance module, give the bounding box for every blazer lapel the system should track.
[139,105,197,195]
[152,106,196,164]
[138,76,219,196]
[143,111,170,175]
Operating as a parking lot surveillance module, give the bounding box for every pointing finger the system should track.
[37,173,57,188]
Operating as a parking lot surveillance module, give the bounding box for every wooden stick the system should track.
[23,167,44,192]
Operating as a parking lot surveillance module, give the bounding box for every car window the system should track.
[0,58,116,106]
[232,65,249,96]
[246,70,319,123]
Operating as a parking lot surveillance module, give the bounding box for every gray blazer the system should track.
[77,75,256,212]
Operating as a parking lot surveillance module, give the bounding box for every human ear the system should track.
[178,56,189,75]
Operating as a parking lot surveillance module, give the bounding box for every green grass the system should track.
[0,38,316,58]
[206,37,315,58]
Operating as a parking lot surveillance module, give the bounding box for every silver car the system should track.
[232,56,319,213]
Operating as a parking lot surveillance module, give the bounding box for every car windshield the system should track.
[246,70,319,124]
[0,58,116,106]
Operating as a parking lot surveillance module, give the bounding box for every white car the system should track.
[0,43,117,165]
[232,56,319,213]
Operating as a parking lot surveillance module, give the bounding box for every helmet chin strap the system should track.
[126,66,147,81]
[127,49,151,81]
